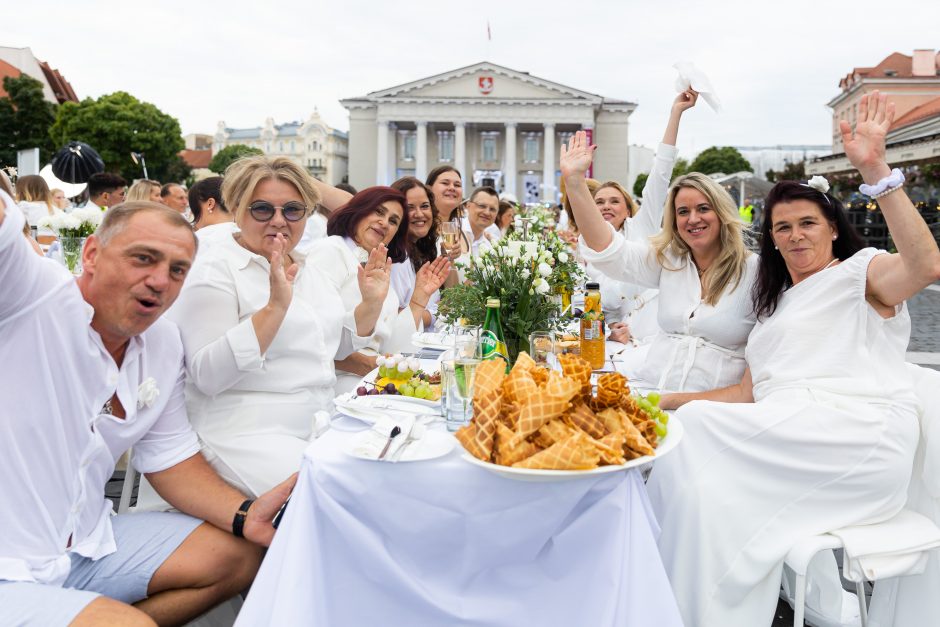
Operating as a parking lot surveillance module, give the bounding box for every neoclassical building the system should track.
[212,110,349,184]
[341,61,636,202]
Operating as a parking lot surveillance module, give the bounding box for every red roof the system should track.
[179,149,212,169]
[891,95,940,130]
[0,59,23,98]
[839,52,937,89]
[38,61,78,103]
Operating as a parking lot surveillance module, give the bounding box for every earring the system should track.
[832,235,837,240]
[774,245,779,250]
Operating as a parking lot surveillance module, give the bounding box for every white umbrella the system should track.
[40,164,87,199]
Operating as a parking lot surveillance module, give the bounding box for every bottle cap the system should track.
[486,297,501,307]
[585,282,600,290]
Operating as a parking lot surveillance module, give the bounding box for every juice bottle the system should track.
[481,297,510,372]
[580,282,605,370]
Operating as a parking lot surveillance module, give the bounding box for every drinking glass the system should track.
[440,221,460,251]
[528,331,555,368]
[441,348,480,431]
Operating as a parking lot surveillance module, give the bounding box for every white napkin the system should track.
[674,61,722,113]
[349,415,420,462]
[830,510,940,582]
[311,410,332,440]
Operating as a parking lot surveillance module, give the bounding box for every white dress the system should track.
[165,235,369,496]
[306,235,419,395]
[19,200,55,236]
[390,257,439,331]
[646,248,919,627]
[581,224,758,392]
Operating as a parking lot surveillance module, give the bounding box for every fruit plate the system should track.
[411,331,452,349]
[460,416,683,482]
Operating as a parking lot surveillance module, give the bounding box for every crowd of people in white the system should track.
[2,88,939,626]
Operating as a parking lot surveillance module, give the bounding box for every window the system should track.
[523,134,540,163]
[481,132,498,162]
[402,132,417,160]
[290,140,295,152]
[438,131,454,162]
[558,132,574,149]
[278,141,284,152]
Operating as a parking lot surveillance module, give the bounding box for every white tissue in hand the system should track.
[673,61,722,113]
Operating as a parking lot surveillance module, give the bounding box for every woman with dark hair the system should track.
[426,166,463,222]
[646,91,940,627]
[308,186,447,393]
[389,177,452,330]
[188,176,236,244]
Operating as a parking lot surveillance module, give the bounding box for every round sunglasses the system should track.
[248,201,308,222]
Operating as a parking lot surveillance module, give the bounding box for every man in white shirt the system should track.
[460,185,500,257]
[85,172,127,211]
[0,192,294,626]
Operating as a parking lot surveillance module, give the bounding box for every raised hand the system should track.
[672,88,699,114]
[559,130,596,180]
[839,90,894,184]
[268,233,298,312]
[357,243,392,305]
[413,256,452,303]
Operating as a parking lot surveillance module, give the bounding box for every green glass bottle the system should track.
[481,297,510,371]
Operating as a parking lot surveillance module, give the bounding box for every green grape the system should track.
[415,387,430,400]
[399,383,414,397]
[378,365,387,378]
[658,411,669,424]
[654,423,668,438]
[647,392,661,406]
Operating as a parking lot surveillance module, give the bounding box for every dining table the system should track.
[235,341,685,626]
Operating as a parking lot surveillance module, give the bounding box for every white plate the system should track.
[334,393,442,425]
[460,416,684,482]
[343,430,455,463]
[411,332,452,349]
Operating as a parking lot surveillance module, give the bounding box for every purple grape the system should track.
[367,389,378,395]
[356,386,368,396]
[384,382,397,393]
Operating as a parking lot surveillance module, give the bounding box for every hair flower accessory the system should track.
[137,377,160,409]
[806,176,830,194]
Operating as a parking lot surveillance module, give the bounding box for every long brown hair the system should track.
[392,176,440,271]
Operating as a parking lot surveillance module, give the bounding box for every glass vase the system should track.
[59,236,86,275]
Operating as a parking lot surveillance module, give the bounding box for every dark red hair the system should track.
[326,186,409,263]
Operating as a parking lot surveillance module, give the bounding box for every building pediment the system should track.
[349,61,608,105]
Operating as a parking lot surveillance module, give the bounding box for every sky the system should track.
[3,0,939,156]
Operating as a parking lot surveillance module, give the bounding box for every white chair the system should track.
[117,449,137,514]
[785,510,940,627]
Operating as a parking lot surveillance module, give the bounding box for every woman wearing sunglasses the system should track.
[165,156,391,496]
[307,186,450,394]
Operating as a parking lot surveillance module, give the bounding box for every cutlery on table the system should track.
[378,426,402,460]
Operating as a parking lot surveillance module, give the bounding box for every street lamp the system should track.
[130,152,148,179]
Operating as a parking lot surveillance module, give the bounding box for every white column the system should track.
[504,122,517,197]
[415,121,428,181]
[376,120,389,185]
[455,121,467,184]
[542,123,556,202]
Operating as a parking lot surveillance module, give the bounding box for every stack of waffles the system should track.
[455,352,661,470]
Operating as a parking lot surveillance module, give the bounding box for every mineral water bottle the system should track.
[580,282,605,370]
[480,297,509,372]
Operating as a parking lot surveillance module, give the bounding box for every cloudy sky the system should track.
[3,0,938,155]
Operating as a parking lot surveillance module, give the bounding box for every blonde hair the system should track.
[649,172,750,306]
[15,175,52,210]
[221,156,321,223]
[560,176,601,232]
[593,181,638,220]
[126,179,162,202]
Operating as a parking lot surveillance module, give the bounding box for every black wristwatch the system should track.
[232,498,255,538]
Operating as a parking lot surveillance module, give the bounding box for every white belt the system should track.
[656,333,743,392]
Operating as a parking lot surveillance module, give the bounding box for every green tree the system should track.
[50,91,184,182]
[671,157,690,182]
[765,160,806,183]
[0,74,58,168]
[689,146,752,176]
[209,144,264,174]
[632,173,649,198]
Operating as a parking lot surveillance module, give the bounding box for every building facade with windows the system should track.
[340,61,636,203]
[212,110,348,184]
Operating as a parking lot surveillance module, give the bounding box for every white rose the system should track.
[137,377,160,409]
[558,252,569,263]
[521,268,531,279]
[535,280,551,295]
[505,241,523,259]
[538,262,552,277]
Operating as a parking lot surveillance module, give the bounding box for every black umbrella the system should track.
[51,141,105,184]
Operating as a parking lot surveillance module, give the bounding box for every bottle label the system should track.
[481,330,508,363]
[582,320,602,340]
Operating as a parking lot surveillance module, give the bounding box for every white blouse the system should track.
[391,257,439,330]
[306,236,419,394]
[581,224,758,392]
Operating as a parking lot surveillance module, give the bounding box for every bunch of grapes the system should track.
[377,354,421,379]
[355,373,437,400]
[636,392,669,439]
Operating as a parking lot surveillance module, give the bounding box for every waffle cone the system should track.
[596,407,625,434]
[595,372,627,408]
[513,351,537,373]
[566,402,607,439]
[635,419,659,449]
[494,421,539,466]
[503,366,538,405]
[558,353,593,399]
[514,371,579,439]
[499,401,521,430]
[622,418,655,457]
[474,359,507,397]
[530,366,550,387]
[512,432,600,470]
[455,386,502,461]
[593,432,627,465]
[533,418,576,449]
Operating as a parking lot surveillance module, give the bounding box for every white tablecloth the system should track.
[236,426,684,626]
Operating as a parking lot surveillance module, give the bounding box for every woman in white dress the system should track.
[306,186,450,394]
[561,102,757,393]
[648,91,940,627]
[388,177,452,332]
[15,175,56,238]
[165,156,392,496]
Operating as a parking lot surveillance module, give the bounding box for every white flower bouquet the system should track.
[38,207,104,273]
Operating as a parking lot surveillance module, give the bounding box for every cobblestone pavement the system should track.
[908,286,940,358]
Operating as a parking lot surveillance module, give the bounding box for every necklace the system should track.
[823,258,839,270]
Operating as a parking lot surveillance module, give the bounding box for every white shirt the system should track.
[194,221,238,248]
[581,222,758,392]
[306,236,419,393]
[461,221,496,258]
[296,211,328,253]
[19,200,55,235]
[0,194,200,586]
[390,257,439,331]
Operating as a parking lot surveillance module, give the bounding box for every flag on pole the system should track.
[487,21,492,41]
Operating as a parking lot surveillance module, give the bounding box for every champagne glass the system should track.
[440,220,460,251]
